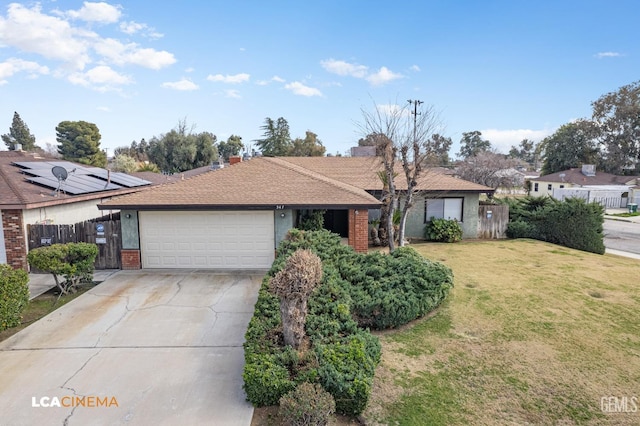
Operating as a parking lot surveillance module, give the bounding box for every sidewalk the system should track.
[28,270,120,300]
[604,208,640,223]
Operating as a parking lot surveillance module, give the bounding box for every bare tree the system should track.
[359,101,443,251]
[454,151,520,190]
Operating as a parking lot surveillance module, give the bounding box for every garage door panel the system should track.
[140,211,275,269]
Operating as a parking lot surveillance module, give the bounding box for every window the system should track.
[559,185,564,189]
[425,198,463,222]
[547,184,552,190]
[534,183,539,192]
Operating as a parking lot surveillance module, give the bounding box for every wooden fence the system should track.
[27,217,121,269]
[477,205,509,239]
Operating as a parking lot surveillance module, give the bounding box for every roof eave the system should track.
[98,202,382,211]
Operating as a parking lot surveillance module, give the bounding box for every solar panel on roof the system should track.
[15,161,150,195]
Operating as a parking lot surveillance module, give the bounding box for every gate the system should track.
[27,217,121,269]
[477,205,509,239]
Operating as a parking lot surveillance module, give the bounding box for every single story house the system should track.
[99,156,492,270]
[0,150,151,270]
[530,165,640,208]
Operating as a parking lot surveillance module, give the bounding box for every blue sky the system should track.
[1,1,638,157]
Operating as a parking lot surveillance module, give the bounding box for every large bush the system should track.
[279,382,336,426]
[0,264,29,331]
[27,243,98,294]
[244,229,453,416]
[506,196,605,254]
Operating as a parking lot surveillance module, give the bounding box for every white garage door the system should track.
[139,211,275,269]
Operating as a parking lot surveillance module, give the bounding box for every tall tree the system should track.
[147,120,218,173]
[111,154,138,173]
[424,133,452,166]
[254,117,292,156]
[2,112,37,151]
[455,151,520,190]
[360,100,442,251]
[591,80,640,175]
[457,130,491,159]
[56,120,106,167]
[508,138,538,166]
[217,135,244,161]
[540,121,599,175]
[288,131,326,156]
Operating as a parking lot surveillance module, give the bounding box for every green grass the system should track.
[612,212,640,217]
[365,240,640,425]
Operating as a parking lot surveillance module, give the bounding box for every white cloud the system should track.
[0,58,49,81]
[284,81,322,97]
[410,64,421,72]
[480,128,554,153]
[119,20,163,39]
[272,75,285,83]
[376,104,410,117]
[207,73,250,84]
[256,75,286,86]
[321,58,368,78]
[225,89,241,99]
[161,79,199,91]
[64,2,122,23]
[68,65,131,91]
[0,3,94,69]
[97,106,111,112]
[185,67,194,73]
[594,51,622,59]
[94,38,176,69]
[367,66,403,86]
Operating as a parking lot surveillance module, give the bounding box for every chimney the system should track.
[14,143,22,151]
[229,156,242,165]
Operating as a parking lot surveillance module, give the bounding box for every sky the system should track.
[0,1,638,158]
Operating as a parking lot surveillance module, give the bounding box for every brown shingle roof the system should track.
[532,168,639,186]
[99,157,381,210]
[0,151,150,209]
[280,157,493,192]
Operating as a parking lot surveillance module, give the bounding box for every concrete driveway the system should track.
[0,270,264,426]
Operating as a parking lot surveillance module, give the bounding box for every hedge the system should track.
[243,229,453,416]
[0,264,29,331]
[27,243,98,294]
[506,196,605,254]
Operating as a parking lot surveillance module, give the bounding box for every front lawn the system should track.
[365,240,640,425]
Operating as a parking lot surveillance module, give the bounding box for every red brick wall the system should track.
[348,209,369,253]
[121,249,141,269]
[1,209,28,270]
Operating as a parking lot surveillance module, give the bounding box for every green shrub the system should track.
[243,353,296,406]
[298,210,326,231]
[506,196,605,254]
[279,382,336,426]
[244,229,453,416]
[425,217,463,243]
[0,265,29,331]
[27,243,98,294]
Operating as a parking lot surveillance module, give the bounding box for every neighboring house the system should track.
[530,165,639,208]
[0,151,151,270]
[99,156,492,270]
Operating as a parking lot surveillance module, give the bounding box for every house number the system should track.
[275,205,285,210]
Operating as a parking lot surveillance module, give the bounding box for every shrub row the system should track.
[243,229,454,416]
[0,264,29,331]
[506,196,605,254]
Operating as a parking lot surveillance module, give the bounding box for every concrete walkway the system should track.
[28,270,120,300]
[1,269,263,426]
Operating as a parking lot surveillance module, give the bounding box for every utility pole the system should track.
[407,99,423,145]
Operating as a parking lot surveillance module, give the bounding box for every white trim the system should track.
[0,211,6,264]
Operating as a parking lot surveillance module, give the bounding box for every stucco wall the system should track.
[22,199,109,225]
[530,180,572,197]
[121,210,140,249]
[404,193,480,240]
[274,209,295,248]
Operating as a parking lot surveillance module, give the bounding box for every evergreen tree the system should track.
[2,112,37,151]
[56,120,106,167]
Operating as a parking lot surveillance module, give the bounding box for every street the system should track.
[603,219,640,255]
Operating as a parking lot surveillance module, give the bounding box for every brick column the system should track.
[121,249,141,269]
[1,210,28,270]
[348,209,369,253]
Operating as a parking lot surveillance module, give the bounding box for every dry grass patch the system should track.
[364,240,640,425]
